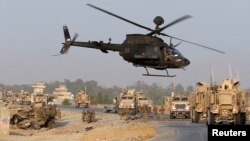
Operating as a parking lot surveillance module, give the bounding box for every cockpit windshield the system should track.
[170,49,182,57]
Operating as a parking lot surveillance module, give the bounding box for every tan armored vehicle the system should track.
[19,90,31,105]
[75,90,90,108]
[31,93,47,105]
[191,78,247,124]
[136,91,152,112]
[117,89,137,113]
[10,102,57,129]
[20,92,31,105]
[190,82,210,123]
[208,79,246,124]
[166,92,190,119]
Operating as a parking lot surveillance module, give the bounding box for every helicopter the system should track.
[59,4,225,77]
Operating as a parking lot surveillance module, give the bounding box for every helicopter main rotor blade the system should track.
[162,33,225,54]
[148,15,192,36]
[87,4,154,32]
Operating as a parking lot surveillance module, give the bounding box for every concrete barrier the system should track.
[0,108,10,136]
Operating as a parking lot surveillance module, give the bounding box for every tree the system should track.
[186,85,194,94]
[96,92,104,104]
[62,99,71,105]
[175,84,184,94]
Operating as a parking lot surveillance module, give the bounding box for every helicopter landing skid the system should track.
[143,68,176,77]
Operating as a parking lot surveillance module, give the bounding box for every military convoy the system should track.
[190,78,247,124]
[75,90,90,108]
[164,92,190,119]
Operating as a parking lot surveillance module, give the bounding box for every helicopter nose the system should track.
[183,58,190,66]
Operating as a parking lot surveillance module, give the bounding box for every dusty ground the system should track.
[0,109,161,141]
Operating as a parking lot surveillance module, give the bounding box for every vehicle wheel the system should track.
[76,103,80,108]
[240,113,246,125]
[191,109,194,122]
[186,113,190,119]
[194,111,199,123]
[85,103,89,108]
[234,114,240,125]
[47,120,56,129]
[31,121,41,130]
[169,113,173,119]
[207,112,214,125]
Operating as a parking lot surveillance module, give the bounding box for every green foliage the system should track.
[62,98,71,105]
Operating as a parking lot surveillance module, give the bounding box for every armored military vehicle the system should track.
[10,102,57,129]
[75,90,90,108]
[135,91,153,112]
[190,82,210,123]
[19,90,31,105]
[31,93,47,106]
[117,89,137,114]
[191,78,247,124]
[167,92,190,119]
[207,78,246,124]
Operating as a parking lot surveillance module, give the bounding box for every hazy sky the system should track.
[1,0,250,88]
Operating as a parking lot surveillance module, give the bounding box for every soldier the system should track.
[82,109,87,122]
[125,106,129,120]
[153,104,158,119]
[86,109,91,123]
[56,108,62,120]
[139,106,143,118]
[159,105,165,119]
[118,109,123,120]
[90,109,95,122]
[142,104,149,120]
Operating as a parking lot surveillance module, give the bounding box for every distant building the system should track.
[32,82,46,95]
[30,82,46,104]
[52,84,72,105]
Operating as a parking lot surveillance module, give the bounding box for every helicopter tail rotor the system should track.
[60,26,78,54]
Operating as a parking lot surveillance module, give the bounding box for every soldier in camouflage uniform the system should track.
[139,106,143,118]
[82,109,87,122]
[153,104,158,119]
[142,104,149,119]
[125,107,129,120]
[90,109,95,122]
[86,109,92,123]
[159,105,165,119]
[56,108,62,120]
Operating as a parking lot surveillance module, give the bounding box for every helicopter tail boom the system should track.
[60,25,122,54]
